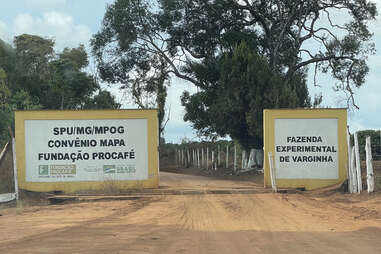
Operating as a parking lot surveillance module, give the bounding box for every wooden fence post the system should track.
[177,149,180,166]
[181,149,184,166]
[268,152,277,193]
[12,138,19,200]
[178,149,180,166]
[194,149,197,167]
[192,149,194,167]
[187,149,190,167]
[226,145,229,168]
[217,145,220,168]
[212,151,215,170]
[201,147,205,168]
[206,147,209,170]
[234,144,237,173]
[241,150,246,169]
[197,149,200,168]
[365,136,375,193]
[351,146,358,193]
[354,132,362,192]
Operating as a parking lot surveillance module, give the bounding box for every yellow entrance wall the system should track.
[263,108,348,190]
[15,109,159,193]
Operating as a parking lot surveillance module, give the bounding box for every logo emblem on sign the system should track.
[103,165,116,174]
[38,165,49,175]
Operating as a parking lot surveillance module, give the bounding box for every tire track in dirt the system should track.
[1,194,381,254]
[1,172,381,253]
[0,197,158,253]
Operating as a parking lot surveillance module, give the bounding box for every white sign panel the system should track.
[25,119,148,182]
[274,118,338,179]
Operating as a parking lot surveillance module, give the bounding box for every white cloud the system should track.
[14,13,35,33]
[43,11,72,27]
[12,12,92,50]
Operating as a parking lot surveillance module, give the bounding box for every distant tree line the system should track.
[0,34,120,144]
[351,130,381,160]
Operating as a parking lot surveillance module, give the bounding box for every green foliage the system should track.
[159,0,377,108]
[92,0,377,148]
[182,42,310,149]
[0,68,11,103]
[91,0,171,139]
[14,34,54,75]
[60,45,89,70]
[11,37,99,109]
[0,34,119,144]
[0,89,42,145]
[351,130,381,161]
[0,40,16,83]
[47,55,98,109]
[83,90,121,109]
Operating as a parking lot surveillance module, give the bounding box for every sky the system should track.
[0,0,380,144]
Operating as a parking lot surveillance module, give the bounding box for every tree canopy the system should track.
[91,0,171,139]
[1,34,120,110]
[0,34,119,144]
[351,130,381,160]
[181,42,311,149]
[92,0,377,147]
[160,0,377,107]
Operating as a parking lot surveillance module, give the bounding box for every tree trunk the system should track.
[156,78,167,144]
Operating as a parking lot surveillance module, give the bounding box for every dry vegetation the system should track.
[0,142,14,194]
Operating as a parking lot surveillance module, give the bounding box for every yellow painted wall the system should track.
[263,108,348,190]
[15,109,159,193]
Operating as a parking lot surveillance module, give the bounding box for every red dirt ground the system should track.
[0,169,381,253]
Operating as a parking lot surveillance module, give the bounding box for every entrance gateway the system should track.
[15,109,159,192]
[264,109,348,190]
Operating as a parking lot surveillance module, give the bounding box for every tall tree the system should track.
[0,37,43,143]
[0,39,16,85]
[82,89,121,109]
[92,0,376,147]
[12,34,54,101]
[47,45,99,109]
[92,0,377,106]
[0,34,119,144]
[91,0,174,139]
[182,42,310,149]
[11,35,112,110]
[160,0,377,108]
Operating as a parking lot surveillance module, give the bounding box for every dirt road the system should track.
[1,172,381,253]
